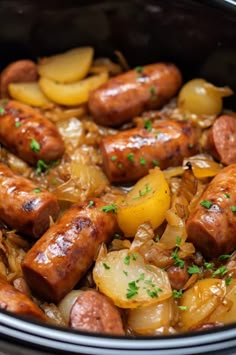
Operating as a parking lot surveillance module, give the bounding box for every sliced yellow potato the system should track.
[38,47,94,83]
[8,82,51,108]
[39,71,108,106]
[179,278,226,330]
[117,168,170,237]
[93,249,172,309]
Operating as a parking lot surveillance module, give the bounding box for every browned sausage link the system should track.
[166,264,190,291]
[69,290,125,335]
[88,63,182,127]
[0,163,60,238]
[186,164,236,258]
[0,278,46,321]
[205,115,236,165]
[0,100,65,165]
[100,120,199,183]
[0,60,38,98]
[22,198,118,303]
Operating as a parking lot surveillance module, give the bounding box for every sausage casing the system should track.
[0,100,65,165]
[0,278,45,321]
[100,120,199,183]
[0,163,59,238]
[89,63,182,126]
[22,198,118,302]
[186,164,236,258]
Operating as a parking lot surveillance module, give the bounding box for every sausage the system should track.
[0,60,38,98]
[166,264,190,291]
[0,162,60,238]
[22,198,118,302]
[186,164,236,258]
[69,290,125,335]
[100,119,199,183]
[0,278,45,321]
[88,63,182,127]
[205,115,236,165]
[0,100,65,165]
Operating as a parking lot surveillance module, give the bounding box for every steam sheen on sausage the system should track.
[205,115,236,165]
[69,290,125,335]
[0,163,60,238]
[100,120,199,183]
[22,199,118,302]
[0,278,45,321]
[187,164,236,258]
[89,63,182,126]
[0,100,65,165]
[0,60,38,98]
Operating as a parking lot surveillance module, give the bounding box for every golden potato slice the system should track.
[38,47,94,83]
[117,168,171,237]
[39,71,108,106]
[93,249,172,309]
[8,82,51,108]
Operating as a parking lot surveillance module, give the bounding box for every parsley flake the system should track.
[204,262,214,270]
[218,254,232,261]
[176,237,182,246]
[135,66,143,74]
[87,200,95,208]
[30,138,40,153]
[200,200,213,209]
[225,193,230,199]
[33,188,41,193]
[231,206,236,212]
[152,159,159,166]
[187,264,201,275]
[139,184,151,197]
[123,270,128,276]
[15,121,21,128]
[110,155,117,161]
[178,305,188,311]
[124,255,131,265]
[173,289,183,298]
[144,120,152,131]
[100,204,117,214]
[212,265,228,277]
[103,263,110,270]
[126,281,139,299]
[127,153,134,162]
[172,248,185,269]
[36,159,49,174]
[150,86,157,101]
[225,275,232,286]
[139,157,146,165]
[0,107,6,115]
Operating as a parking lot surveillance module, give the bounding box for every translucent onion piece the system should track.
[160,209,187,248]
[58,290,83,324]
[93,249,172,309]
[128,298,176,335]
[130,222,155,252]
[179,278,226,330]
[183,154,222,179]
[53,162,108,203]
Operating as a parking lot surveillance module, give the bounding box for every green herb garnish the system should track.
[126,281,139,299]
[187,264,201,275]
[212,265,228,277]
[33,188,41,193]
[144,120,152,131]
[139,157,146,165]
[15,121,21,128]
[127,153,134,162]
[172,248,185,269]
[200,200,213,209]
[110,155,117,161]
[231,206,236,212]
[87,200,95,208]
[173,289,183,298]
[30,138,40,152]
[100,204,117,213]
[103,263,110,270]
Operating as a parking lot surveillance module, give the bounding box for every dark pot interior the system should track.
[0,0,236,354]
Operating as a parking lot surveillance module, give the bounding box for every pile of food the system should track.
[0,46,236,336]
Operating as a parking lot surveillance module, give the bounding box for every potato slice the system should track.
[8,82,51,108]
[38,47,94,83]
[179,278,226,330]
[117,168,170,237]
[93,249,172,309]
[39,71,108,106]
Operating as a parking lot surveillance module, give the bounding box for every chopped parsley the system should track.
[139,157,146,165]
[30,138,40,152]
[127,153,134,162]
[110,155,117,161]
[146,287,162,298]
[172,247,185,269]
[36,159,48,174]
[204,262,214,270]
[200,200,213,209]
[173,289,183,298]
[212,265,228,277]
[33,188,41,193]
[150,86,157,101]
[152,159,159,166]
[126,281,139,299]
[118,163,123,170]
[176,237,182,246]
[144,120,152,131]
[139,184,151,197]
[100,204,117,214]
[225,193,230,199]
[155,234,160,242]
[225,275,232,286]
[187,264,201,275]
[15,121,21,128]
[87,200,95,208]
[135,66,143,74]
[103,263,110,270]
[218,253,232,261]
[123,270,128,276]
[132,253,137,261]
[124,255,131,265]
[136,273,145,282]
[178,306,188,311]
[0,107,6,115]
[230,206,236,212]
[51,178,57,185]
